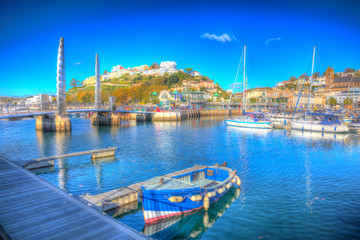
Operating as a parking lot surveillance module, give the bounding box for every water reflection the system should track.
[141,187,241,239]
[227,126,272,136]
[290,130,349,142]
[92,156,117,193]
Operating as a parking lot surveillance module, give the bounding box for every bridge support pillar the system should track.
[91,113,121,126]
[36,115,71,132]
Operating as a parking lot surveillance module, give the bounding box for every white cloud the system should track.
[265,37,281,45]
[72,62,82,66]
[201,33,237,43]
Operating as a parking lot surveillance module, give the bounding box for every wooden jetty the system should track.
[82,165,206,212]
[0,155,149,240]
[23,147,118,170]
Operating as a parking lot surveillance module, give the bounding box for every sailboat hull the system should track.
[291,121,350,133]
[225,119,273,129]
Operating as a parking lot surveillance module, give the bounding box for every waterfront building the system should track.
[325,67,360,92]
[331,91,360,106]
[25,94,52,110]
[158,90,174,102]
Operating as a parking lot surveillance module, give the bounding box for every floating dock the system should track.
[0,155,149,240]
[82,165,206,212]
[22,147,118,170]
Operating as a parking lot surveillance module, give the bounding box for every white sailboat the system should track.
[225,45,273,129]
[291,46,350,133]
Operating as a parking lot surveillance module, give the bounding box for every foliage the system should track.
[149,63,160,69]
[344,68,355,73]
[328,97,337,106]
[344,97,353,106]
[167,73,180,87]
[185,68,193,74]
[103,70,108,75]
[70,78,80,88]
[249,98,257,103]
[299,73,307,78]
[289,76,298,82]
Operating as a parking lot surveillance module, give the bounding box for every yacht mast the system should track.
[242,45,246,111]
[308,46,316,112]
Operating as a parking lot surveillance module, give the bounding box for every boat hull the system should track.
[141,168,239,223]
[291,121,350,133]
[225,119,273,129]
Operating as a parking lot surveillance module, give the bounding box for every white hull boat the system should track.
[291,121,350,133]
[225,119,273,129]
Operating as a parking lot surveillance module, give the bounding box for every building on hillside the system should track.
[292,93,317,108]
[332,91,360,106]
[160,61,177,70]
[199,80,215,90]
[143,69,159,75]
[190,71,201,77]
[25,94,52,109]
[246,88,268,99]
[277,82,284,87]
[325,67,360,91]
[132,65,149,72]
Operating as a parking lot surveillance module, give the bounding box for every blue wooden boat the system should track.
[140,164,241,223]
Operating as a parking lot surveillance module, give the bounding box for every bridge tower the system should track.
[90,54,120,126]
[95,54,101,109]
[36,37,71,132]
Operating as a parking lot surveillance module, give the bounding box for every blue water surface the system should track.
[0,117,359,239]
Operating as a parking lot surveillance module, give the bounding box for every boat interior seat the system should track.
[191,178,217,188]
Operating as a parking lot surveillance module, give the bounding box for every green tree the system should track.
[103,70,108,75]
[289,76,298,82]
[149,63,160,69]
[166,74,179,87]
[70,78,79,88]
[344,68,355,73]
[328,97,337,106]
[185,68,193,74]
[344,97,353,106]
[249,98,257,103]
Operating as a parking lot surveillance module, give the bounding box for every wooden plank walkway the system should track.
[22,147,118,170]
[0,155,149,240]
[31,147,118,162]
[82,165,206,211]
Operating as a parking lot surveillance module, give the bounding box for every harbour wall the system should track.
[117,109,242,122]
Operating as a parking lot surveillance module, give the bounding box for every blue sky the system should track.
[0,0,359,96]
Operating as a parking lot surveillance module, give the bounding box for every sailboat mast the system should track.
[308,46,316,112]
[243,45,246,111]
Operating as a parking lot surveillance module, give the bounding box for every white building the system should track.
[332,91,360,104]
[190,71,201,77]
[25,94,52,109]
[160,61,177,70]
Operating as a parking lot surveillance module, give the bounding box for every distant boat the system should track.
[291,113,350,133]
[226,112,273,129]
[140,164,241,223]
[225,45,273,129]
[290,46,350,133]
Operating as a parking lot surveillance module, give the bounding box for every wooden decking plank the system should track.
[0,156,149,240]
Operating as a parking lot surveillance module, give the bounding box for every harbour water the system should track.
[1,118,360,239]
